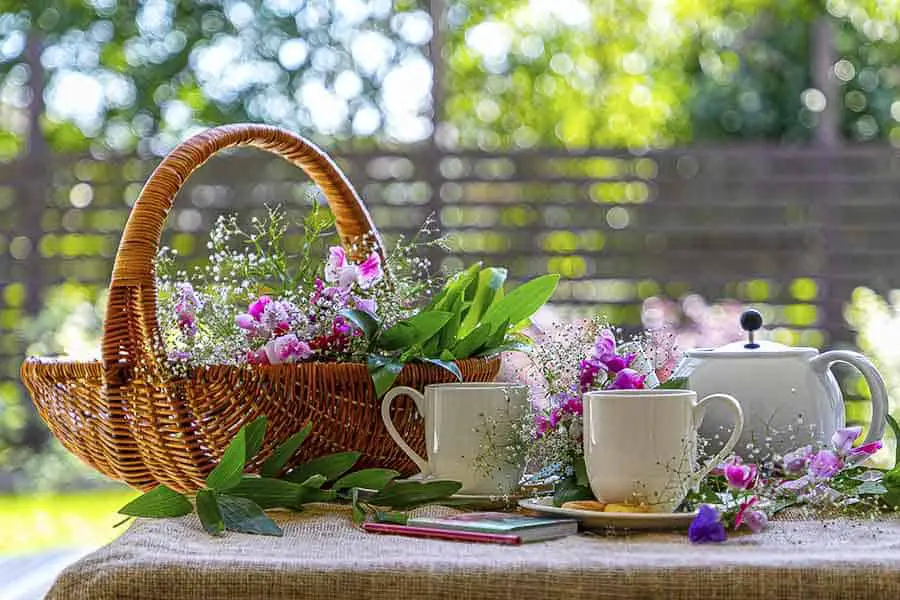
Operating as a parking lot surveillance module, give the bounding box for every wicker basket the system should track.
[21,124,500,493]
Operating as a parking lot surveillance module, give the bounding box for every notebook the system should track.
[404,512,578,543]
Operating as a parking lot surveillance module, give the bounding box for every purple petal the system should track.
[831,426,862,454]
[248,296,272,320]
[745,510,768,533]
[235,313,256,329]
[688,505,727,543]
[808,449,842,479]
[356,252,384,289]
[325,246,347,283]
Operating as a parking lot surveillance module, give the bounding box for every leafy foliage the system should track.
[117,417,461,537]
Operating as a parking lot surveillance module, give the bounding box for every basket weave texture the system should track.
[21,124,499,493]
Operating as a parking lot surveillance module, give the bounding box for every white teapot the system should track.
[683,309,888,459]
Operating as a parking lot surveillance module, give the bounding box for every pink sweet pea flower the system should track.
[248,296,272,320]
[246,348,270,366]
[353,296,377,315]
[610,368,646,390]
[831,426,862,455]
[593,330,617,363]
[325,246,348,283]
[560,395,583,416]
[848,441,883,463]
[782,445,813,474]
[745,510,768,533]
[235,313,256,330]
[724,462,757,490]
[356,252,383,289]
[733,496,757,529]
[534,414,552,438]
[808,449,842,479]
[604,353,635,374]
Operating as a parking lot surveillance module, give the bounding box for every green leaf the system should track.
[476,341,531,357]
[574,457,589,488]
[368,355,405,398]
[206,425,248,491]
[218,495,283,536]
[459,267,507,337]
[333,468,401,492]
[856,481,888,496]
[552,478,594,507]
[196,490,225,536]
[260,423,314,477]
[351,489,365,524]
[420,358,462,381]
[481,274,559,332]
[378,312,453,351]
[341,309,381,341]
[367,479,463,510]
[226,477,308,509]
[657,376,690,390]
[299,488,338,504]
[373,511,408,525]
[118,485,193,518]
[244,416,268,462]
[887,414,900,466]
[284,451,361,484]
[452,323,492,359]
[297,474,327,489]
[437,294,463,352]
[426,262,482,312]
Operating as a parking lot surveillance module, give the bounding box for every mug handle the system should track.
[691,393,744,483]
[810,351,888,445]
[381,386,430,474]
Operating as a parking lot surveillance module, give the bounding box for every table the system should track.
[47,504,900,600]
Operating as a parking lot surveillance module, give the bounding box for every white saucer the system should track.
[518,496,698,531]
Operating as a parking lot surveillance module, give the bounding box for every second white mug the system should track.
[583,389,744,512]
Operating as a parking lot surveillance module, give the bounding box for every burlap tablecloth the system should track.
[47,504,900,600]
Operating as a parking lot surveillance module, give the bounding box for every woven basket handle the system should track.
[102,123,382,369]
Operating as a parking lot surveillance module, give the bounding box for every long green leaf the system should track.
[226,477,307,509]
[218,495,283,536]
[341,309,381,340]
[196,490,225,536]
[368,354,404,398]
[481,274,559,332]
[377,311,453,351]
[260,423,313,477]
[284,451,361,484]
[437,294,463,352]
[333,468,401,492]
[206,427,248,491]
[244,416,268,462]
[420,358,462,382]
[425,262,482,312]
[118,485,192,518]
[887,414,900,466]
[452,322,492,359]
[367,479,463,510]
[459,267,507,337]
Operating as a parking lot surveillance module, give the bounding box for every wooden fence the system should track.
[2,144,900,403]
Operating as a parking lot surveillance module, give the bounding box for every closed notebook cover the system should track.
[407,512,577,535]
[362,522,523,545]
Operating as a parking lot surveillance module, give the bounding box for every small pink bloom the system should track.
[560,395,583,416]
[593,330,617,363]
[724,462,757,490]
[248,296,272,320]
[246,348,270,366]
[235,313,256,330]
[354,296,377,315]
[610,368,645,390]
[782,445,813,474]
[734,496,757,529]
[849,440,883,462]
[338,265,359,290]
[832,426,862,455]
[745,510,767,533]
[325,246,347,283]
[779,475,811,494]
[272,334,312,363]
[808,449,842,479]
[534,414,552,438]
[356,252,383,289]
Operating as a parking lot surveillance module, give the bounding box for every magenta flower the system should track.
[848,441,883,463]
[832,426,863,455]
[325,246,349,284]
[610,368,646,390]
[246,348,270,366]
[724,462,757,490]
[745,510,768,533]
[248,296,272,320]
[235,313,256,330]
[782,445,813,474]
[592,330,617,363]
[808,449,842,479]
[578,359,605,392]
[534,414,552,438]
[688,505,726,543]
[733,496,758,529]
[604,354,634,373]
[559,395,583,416]
[356,252,383,289]
[265,334,313,364]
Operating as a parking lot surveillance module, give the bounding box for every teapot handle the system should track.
[810,351,889,445]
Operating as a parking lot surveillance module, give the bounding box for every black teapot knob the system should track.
[740,309,763,349]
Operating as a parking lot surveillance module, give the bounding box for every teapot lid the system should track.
[683,309,817,358]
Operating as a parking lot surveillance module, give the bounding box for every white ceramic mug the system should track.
[583,389,744,512]
[381,382,529,495]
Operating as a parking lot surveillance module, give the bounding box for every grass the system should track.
[0,489,138,554]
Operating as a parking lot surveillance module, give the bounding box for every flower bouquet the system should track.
[21,124,558,494]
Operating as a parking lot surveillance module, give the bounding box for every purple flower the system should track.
[578,359,605,392]
[353,296,377,315]
[848,441,883,463]
[593,330,617,363]
[534,414,552,438]
[688,505,727,543]
[357,252,384,289]
[782,445,813,474]
[778,475,811,495]
[745,510,767,533]
[832,426,862,455]
[168,350,191,362]
[610,368,646,390]
[724,462,757,490]
[265,333,313,364]
[559,395,583,417]
[248,296,272,320]
[604,354,633,373]
[808,449,842,479]
[235,313,256,330]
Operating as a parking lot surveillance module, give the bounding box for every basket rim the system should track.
[22,354,501,368]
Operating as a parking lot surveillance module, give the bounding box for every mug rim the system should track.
[424,382,528,390]
[582,389,695,398]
